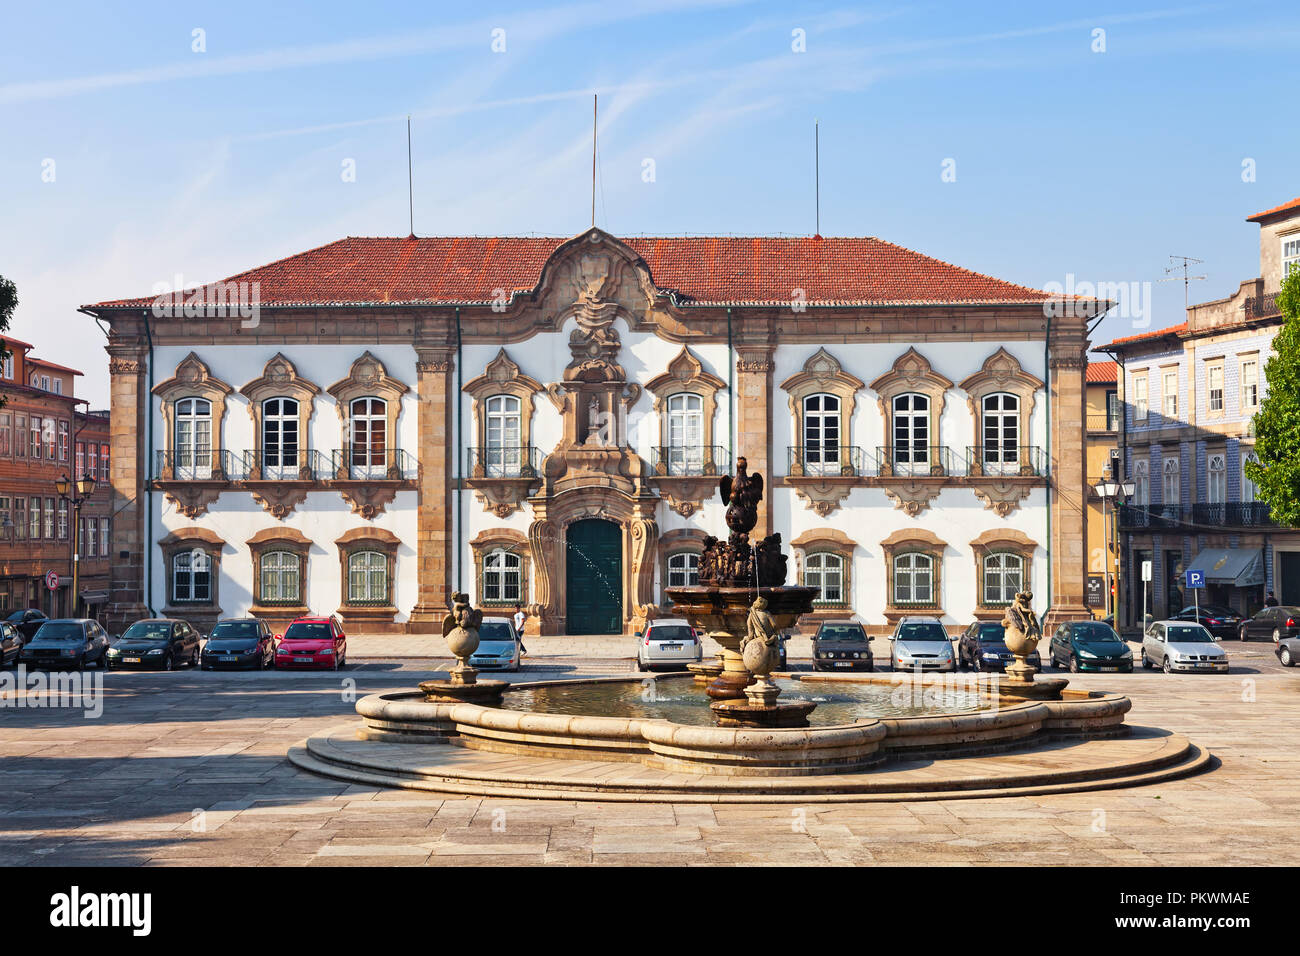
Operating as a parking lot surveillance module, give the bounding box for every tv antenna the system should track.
[1159,255,1207,309]
[814,119,821,238]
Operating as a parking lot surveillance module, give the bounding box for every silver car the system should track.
[636,618,702,671]
[1141,620,1229,674]
[889,616,956,672]
[469,617,521,672]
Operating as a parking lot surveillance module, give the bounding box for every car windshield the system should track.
[1190,605,1235,617]
[210,622,260,639]
[33,622,85,642]
[479,622,515,642]
[6,610,30,623]
[1071,622,1122,642]
[1166,625,1215,643]
[650,625,693,641]
[1279,607,1300,618]
[898,623,947,641]
[977,624,1006,642]
[284,622,331,640]
[122,622,171,641]
[819,625,866,642]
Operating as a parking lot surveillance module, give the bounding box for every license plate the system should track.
[1100,666,1118,672]
[220,656,237,662]
[1197,662,1213,668]
[294,657,313,663]
[835,661,853,667]
[124,657,140,663]
[661,644,681,651]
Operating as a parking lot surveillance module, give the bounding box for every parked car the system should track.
[1276,636,1300,668]
[1169,603,1244,641]
[274,616,348,670]
[1141,620,1229,674]
[108,618,201,670]
[958,620,1040,672]
[889,617,955,672]
[636,618,702,671]
[776,630,791,669]
[811,621,873,671]
[0,621,25,667]
[18,619,111,670]
[470,617,522,671]
[1047,619,1133,673]
[201,617,274,670]
[1238,605,1300,643]
[5,608,49,642]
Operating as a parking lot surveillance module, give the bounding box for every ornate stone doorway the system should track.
[565,518,623,634]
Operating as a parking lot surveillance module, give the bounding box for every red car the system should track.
[274,616,348,670]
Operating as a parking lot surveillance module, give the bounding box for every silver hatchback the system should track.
[636,619,702,671]
[1141,620,1229,674]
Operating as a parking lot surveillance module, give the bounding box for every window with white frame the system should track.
[482,549,522,604]
[259,551,301,605]
[484,394,522,476]
[85,517,96,557]
[804,552,845,605]
[174,397,212,478]
[1162,457,1180,514]
[1207,361,1224,414]
[1240,356,1259,410]
[667,551,699,588]
[1207,453,1225,504]
[1161,369,1178,418]
[99,517,109,556]
[666,393,704,475]
[1133,373,1148,421]
[893,552,934,606]
[43,498,53,539]
[892,393,930,474]
[982,553,1023,606]
[56,500,67,540]
[261,397,300,476]
[981,392,1020,474]
[1242,452,1259,503]
[57,420,68,461]
[1134,459,1150,506]
[172,551,212,603]
[349,397,387,477]
[1284,236,1300,278]
[347,551,390,605]
[803,393,841,476]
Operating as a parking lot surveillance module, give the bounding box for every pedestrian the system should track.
[513,604,528,655]
[1265,590,1280,607]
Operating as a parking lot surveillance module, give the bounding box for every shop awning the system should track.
[78,590,109,604]
[1186,548,1265,587]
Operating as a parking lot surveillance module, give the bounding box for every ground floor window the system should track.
[804,552,845,605]
[172,550,212,604]
[667,551,699,588]
[893,552,935,606]
[259,550,302,605]
[347,551,390,606]
[482,549,522,604]
[982,552,1023,606]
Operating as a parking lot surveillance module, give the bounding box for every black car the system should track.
[201,618,274,670]
[17,619,111,670]
[6,608,49,641]
[1,621,26,667]
[108,618,201,670]
[1169,604,1243,640]
[957,620,1040,672]
[1239,605,1300,643]
[811,621,873,671]
[1047,619,1134,673]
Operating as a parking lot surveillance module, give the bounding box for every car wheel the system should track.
[1162,657,1172,675]
[190,648,199,667]
[1281,646,1294,667]
[1240,626,1248,642]
[164,655,173,672]
[1274,628,1282,645]
[1069,655,1080,674]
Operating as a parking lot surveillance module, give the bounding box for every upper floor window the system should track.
[665,393,704,475]
[1206,361,1224,414]
[1242,451,1259,503]
[1106,390,1119,431]
[803,393,841,476]
[87,443,98,480]
[667,551,699,588]
[52,379,62,396]
[981,392,1020,475]
[349,397,388,478]
[1240,356,1259,411]
[1161,369,1178,419]
[1134,459,1150,506]
[262,397,300,475]
[484,394,522,477]
[174,397,212,478]
[29,416,41,460]
[1284,236,1300,279]
[892,392,930,475]
[1207,453,1225,504]
[1,353,11,379]
[1162,457,1180,513]
[1133,373,1149,422]
[76,442,84,477]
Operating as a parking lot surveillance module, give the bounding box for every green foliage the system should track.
[1245,268,1300,527]
[0,275,13,410]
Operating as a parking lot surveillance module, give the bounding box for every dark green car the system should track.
[1047,620,1133,673]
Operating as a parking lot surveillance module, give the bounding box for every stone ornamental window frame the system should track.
[880,527,947,618]
[335,528,401,612]
[645,346,727,463]
[246,527,312,616]
[153,353,234,476]
[780,347,865,475]
[958,347,1044,474]
[790,528,858,611]
[326,352,410,468]
[240,354,322,477]
[159,528,226,615]
[869,348,953,474]
[657,528,710,602]
[969,528,1038,617]
[469,528,532,610]
[463,349,544,472]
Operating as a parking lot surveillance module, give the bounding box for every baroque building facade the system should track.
[85,229,1098,636]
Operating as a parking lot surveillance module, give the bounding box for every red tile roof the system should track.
[26,357,83,376]
[1096,322,1187,351]
[84,234,1071,310]
[1086,361,1117,383]
[1247,197,1300,222]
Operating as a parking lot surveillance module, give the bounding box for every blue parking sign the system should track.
[1185,569,1205,590]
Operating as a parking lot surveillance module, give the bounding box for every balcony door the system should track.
[485,394,522,477]
[892,393,929,476]
[803,394,840,476]
[174,398,212,479]
[262,397,300,479]
[666,393,703,475]
[981,392,1019,475]
[350,397,387,479]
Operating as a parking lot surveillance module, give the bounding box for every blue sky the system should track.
[2,0,1297,405]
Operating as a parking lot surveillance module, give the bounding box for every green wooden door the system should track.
[565,519,622,634]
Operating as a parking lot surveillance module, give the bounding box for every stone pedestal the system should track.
[710,698,817,728]
[418,679,508,706]
[687,659,724,684]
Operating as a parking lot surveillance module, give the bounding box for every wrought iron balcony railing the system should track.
[242,448,327,481]
[649,445,730,477]
[965,445,1047,477]
[874,444,959,477]
[329,448,417,481]
[154,449,244,481]
[1245,291,1280,320]
[1119,501,1280,530]
[466,445,543,480]
[788,445,870,477]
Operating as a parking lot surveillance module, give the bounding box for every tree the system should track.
[1245,267,1300,527]
[0,274,14,409]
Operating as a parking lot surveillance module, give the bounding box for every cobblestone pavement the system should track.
[1,649,1297,866]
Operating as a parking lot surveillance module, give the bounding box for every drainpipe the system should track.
[1042,311,1053,628]
[141,308,156,617]
[727,307,734,463]
[454,306,463,593]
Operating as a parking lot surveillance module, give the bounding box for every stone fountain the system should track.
[999,589,1068,700]
[418,592,507,705]
[665,457,819,728]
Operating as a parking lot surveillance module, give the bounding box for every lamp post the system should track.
[56,473,96,618]
[1094,478,1135,625]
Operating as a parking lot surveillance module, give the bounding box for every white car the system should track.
[889,616,956,672]
[636,618,703,671]
[1141,620,1229,674]
[469,617,521,672]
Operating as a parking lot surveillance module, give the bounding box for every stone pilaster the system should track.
[409,348,456,631]
[1044,341,1092,633]
[105,346,150,633]
[735,345,775,536]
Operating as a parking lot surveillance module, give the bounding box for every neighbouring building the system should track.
[1084,360,1120,617]
[83,229,1102,636]
[1097,197,1300,626]
[0,336,111,618]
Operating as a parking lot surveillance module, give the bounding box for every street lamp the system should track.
[1094,478,1135,624]
[56,473,97,618]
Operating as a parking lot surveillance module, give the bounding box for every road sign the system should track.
[1141,560,1152,582]
[44,570,60,591]
[1185,569,1205,590]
